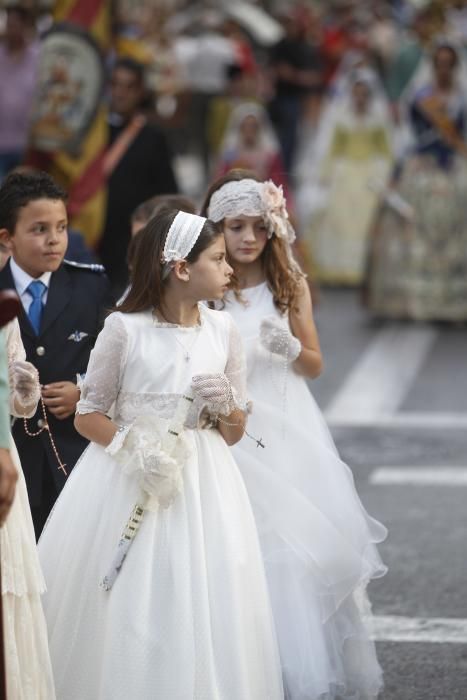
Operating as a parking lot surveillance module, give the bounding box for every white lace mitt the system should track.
[191,373,239,418]
[10,360,41,411]
[260,316,301,363]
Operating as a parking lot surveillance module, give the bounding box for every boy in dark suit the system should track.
[0,171,110,537]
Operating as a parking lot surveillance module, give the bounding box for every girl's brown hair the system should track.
[118,208,222,314]
[201,169,303,313]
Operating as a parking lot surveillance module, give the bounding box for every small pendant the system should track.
[184,353,190,362]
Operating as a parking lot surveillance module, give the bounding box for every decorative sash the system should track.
[417,93,467,159]
[67,114,147,220]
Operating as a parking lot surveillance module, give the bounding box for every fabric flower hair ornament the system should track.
[261,180,295,244]
[207,178,296,245]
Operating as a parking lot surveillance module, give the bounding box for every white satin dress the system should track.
[225,283,387,700]
[38,306,283,700]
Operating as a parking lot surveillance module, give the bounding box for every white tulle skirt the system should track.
[1,439,55,700]
[233,357,387,700]
[38,428,283,700]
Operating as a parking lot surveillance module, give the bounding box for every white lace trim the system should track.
[162,211,207,262]
[113,391,202,429]
[151,303,205,329]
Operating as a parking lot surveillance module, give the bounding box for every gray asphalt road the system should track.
[311,288,467,700]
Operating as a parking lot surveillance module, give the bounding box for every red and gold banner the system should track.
[27,0,111,247]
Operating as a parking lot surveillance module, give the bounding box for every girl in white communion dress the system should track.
[38,210,283,699]
[202,170,388,700]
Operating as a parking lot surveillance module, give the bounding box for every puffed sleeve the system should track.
[77,313,129,415]
[224,314,248,411]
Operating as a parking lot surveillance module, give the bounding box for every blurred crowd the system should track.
[2,0,467,320]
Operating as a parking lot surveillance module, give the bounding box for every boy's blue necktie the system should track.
[27,280,46,335]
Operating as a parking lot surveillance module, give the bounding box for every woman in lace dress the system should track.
[366,42,467,319]
[2,317,55,699]
[202,170,387,700]
[38,210,283,699]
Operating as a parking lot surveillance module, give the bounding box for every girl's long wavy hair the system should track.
[201,169,303,313]
[118,208,222,314]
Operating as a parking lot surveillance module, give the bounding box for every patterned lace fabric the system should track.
[115,391,203,429]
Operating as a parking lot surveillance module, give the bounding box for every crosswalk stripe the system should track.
[372,615,467,644]
[369,467,467,486]
[327,412,467,428]
[325,325,437,423]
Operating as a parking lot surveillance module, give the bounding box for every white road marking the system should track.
[370,467,467,486]
[325,325,437,423]
[372,616,467,644]
[327,412,467,428]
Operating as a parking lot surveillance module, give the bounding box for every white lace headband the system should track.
[162,211,207,263]
[207,179,296,244]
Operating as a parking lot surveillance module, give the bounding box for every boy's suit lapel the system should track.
[40,265,72,336]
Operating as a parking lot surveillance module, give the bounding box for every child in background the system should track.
[130,193,197,237]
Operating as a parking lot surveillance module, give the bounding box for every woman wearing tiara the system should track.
[202,170,387,700]
[38,209,283,699]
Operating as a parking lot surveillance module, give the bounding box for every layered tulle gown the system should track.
[225,283,388,700]
[38,307,283,700]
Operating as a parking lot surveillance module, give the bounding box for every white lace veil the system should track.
[305,52,393,177]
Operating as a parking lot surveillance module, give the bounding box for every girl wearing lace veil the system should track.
[38,209,283,699]
[299,62,394,285]
[202,169,387,700]
[366,39,467,320]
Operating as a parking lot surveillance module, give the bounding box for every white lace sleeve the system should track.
[6,319,39,417]
[77,313,129,415]
[224,315,248,411]
[6,319,26,366]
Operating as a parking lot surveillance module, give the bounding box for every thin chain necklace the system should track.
[172,328,201,363]
[155,307,202,363]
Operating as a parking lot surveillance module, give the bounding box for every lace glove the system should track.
[259,316,301,363]
[10,361,41,409]
[105,416,190,509]
[191,373,238,417]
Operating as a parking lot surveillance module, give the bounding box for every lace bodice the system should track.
[77,306,247,428]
